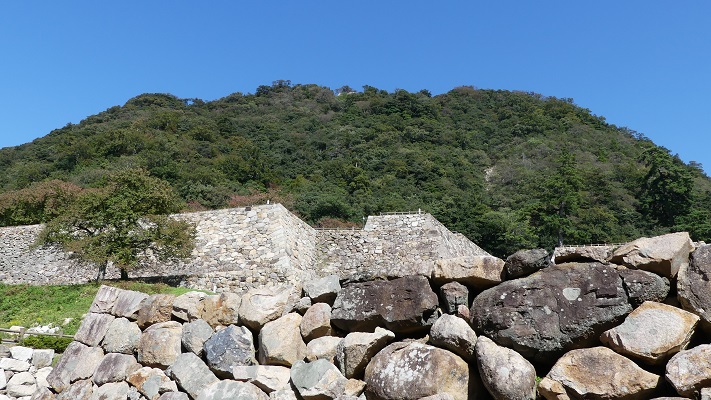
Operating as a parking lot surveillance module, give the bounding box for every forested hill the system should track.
[1,82,710,257]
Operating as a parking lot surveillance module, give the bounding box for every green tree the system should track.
[639,147,693,227]
[39,169,196,280]
[534,152,583,246]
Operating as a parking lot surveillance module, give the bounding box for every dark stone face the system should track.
[678,244,711,326]
[504,248,550,279]
[471,262,664,363]
[331,275,438,334]
[203,325,255,378]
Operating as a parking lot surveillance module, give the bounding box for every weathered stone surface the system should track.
[74,312,115,347]
[476,336,536,400]
[90,285,121,313]
[331,276,438,334]
[0,367,6,390]
[0,357,29,371]
[165,352,218,400]
[137,321,183,368]
[204,325,256,378]
[127,367,178,400]
[471,262,637,362]
[600,301,699,365]
[539,347,661,400]
[336,328,395,379]
[666,344,711,397]
[344,379,366,397]
[35,367,52,389]
[232,365,291,393]
[91,381,129,400]
[505,248,550,279]
[102,317,142,354]
[291,359,348,400]
[196,380,269,400]
[364,341,469,400]
[609,232,694,278]
[269,389,299,400]
[303,275,341,305]
[31,349,54,369]
[429,314,477,361]
[6,371,36,397]
[181,319,214,356]
[300,303,333,341]
[137,294,176,329]
[553,245,616,264]
[172,291,207,322]
[197,293,241,328]
[93,353,140,385]
[259,313,307,367]
[112,290,149,320]
[295,297,312,314]
[10,346,33,362]
[239,285,296,330]
[31,386,57,400]
[433,255,505,289]
[306,336,342,363]
[618,268,670,307]
[157,393,189,400]
[678,244,711,332]
[55,379,92,400]
[438,281,469,314]
[46,341,103,392]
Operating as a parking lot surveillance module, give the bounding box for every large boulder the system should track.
[232,365,291,393]
[55,379,92,400]
[609,232,694,278]
[181,319,214,356]
[300,303,333,341]
[196,380,269,400]
[665,344,711,398]
[504,249,550,279]
[239,285,296,331]
[553,245,617,264]
[93,353,141,385]
[127,367,178,400]
[291,359,348,400]
[470,262,663,362]
[102,317,142,354]
[112,289,149,320]
[6,371,36,398]
[618,268,670,307]
[137,321,183,368]
[336,327,395,379]
[600,301,699,365]
[331,276,438,334]
[46,341,104,392]
[438,281,469,314]
[303,275,342,305]
[306,336,342,363]
[172,291,207,322]
[364,341,470,400]
[432,256,505,289]
[259,313,307,367]
[197,293,241,328]
[428,314,477,361]
[538,347,661,400]
[475,336,536,400]
[137,294,176,329]
[204,325,257,377]
[73,312,115,347]
[678,244,711,332]
[165,352,218,400]
[89,381,129,400]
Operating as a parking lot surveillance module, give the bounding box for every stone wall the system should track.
[0,205,488,293]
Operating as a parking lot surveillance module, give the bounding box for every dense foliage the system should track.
[1,82,709,257]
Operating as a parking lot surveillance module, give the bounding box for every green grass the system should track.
[0,281,198,336]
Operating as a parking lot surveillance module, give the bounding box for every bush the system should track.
[21,335,73,353]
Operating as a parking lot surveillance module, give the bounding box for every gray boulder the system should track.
[428,314,477,361]
[31,349,55,369]
[89,285,121,313]
[304,275,341,305]
[10,346,33,362]
[196,380,269,400]
[331,276,438,334]
[31,386,57,400]
[239,285,296,331]
[73,312,115,347]
[300,303,333,341]
[137,294,176,329]
[55,379,92,400]
[93,353,140,385]
[181,319,214,356]
[609,232,694,278]
[112,290,149,320]
[470,262,660,362]
[336,327,395,379]
[172,291,207,322]
[137,321,183,368]
[46,341,103,392]
[197,292,241,328]
[504,248,550,279]
[666,344,711,397]
[232,365,291,393]
[90,381,129,400]
[127,367,178,400]
[158,393,189,400]
[204,325,256,377]
[306,336,342,363]
[165,352,218,400]
[678,244,711,332]
[291,359,348,400]
[259,313,307,367]
[476,336,536,400]
[102,317,142,354]
[618,268,670,307]
[553,245,616,264]
[432,256,505,289]
[6,371,36,398]
[438,281,469,314]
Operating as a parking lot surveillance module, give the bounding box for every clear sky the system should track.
[1,2,709,174]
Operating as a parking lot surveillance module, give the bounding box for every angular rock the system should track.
[46,341,103,391]
[331,276,438,334]
[74,312,115,347]
[0,357,29,371]
[666,344,711,397]
[601,301,699,365]
[204,325,256,378]
[55,379,92,400]
[127,367,178,400]
[539,347,661,400]
[609,232,694,278]
[553,245,616,264]
[471,262,643,363]
[476,336,536,400]
[429,314,477,361]
[678,244,711,332]
[364,341,470,400]
[172,291,207,322]
[102,317,142,354]
[31,386,57,400]
[35,367,52,389]
[10,346,33,362]
[259,313,307,367]
[336,328,395,379]
[6,371,36,398]
[196,380,269,400]
[438,281,469,314]
[291,359,348,400]
[306,336,342,363]
[31,349,54,369]
[618,268,670,307]
[165,352,218,399]
[181,319,214,357]
[157,393,189,400]
[196,292,241,328]
[112,290,149,320]
[269,389,299,400]
[504,248,550,279]
[239,285,296,331]
[93,353,140,385]
[344,379,366,397]
[90,381,129,400]
[432,255,505,289]
[232,365,291,393]
[300,303,333,341]
[0,367,6,390]
[295,297,312,314]
[137,321,183,368]
[304,275,341,305]
[90,285,121,313]
[137,294,176,329]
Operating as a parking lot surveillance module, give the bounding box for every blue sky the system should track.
[1,2,709,174]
